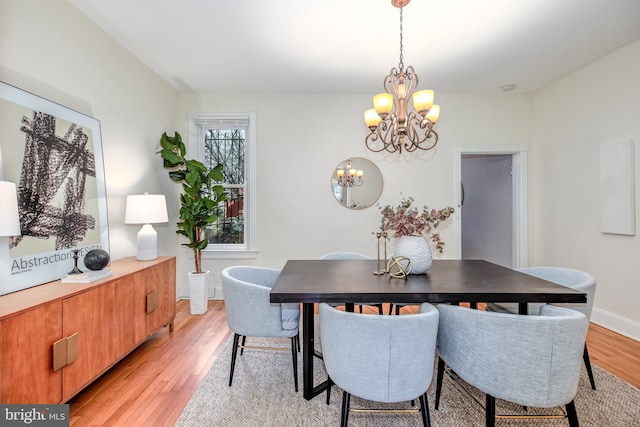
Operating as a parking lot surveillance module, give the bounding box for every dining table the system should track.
[269,258,587,400]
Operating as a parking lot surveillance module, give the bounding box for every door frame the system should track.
[453,145,529,268]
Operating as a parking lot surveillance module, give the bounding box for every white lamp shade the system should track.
[125,194,169,225]
[125,194,168,261]
[0,181,21,237]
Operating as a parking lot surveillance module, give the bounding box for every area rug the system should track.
[175,334,640,426]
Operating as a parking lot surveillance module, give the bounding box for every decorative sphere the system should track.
[84,249,110,270]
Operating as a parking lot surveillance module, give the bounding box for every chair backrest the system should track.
[319,252,372,260]
[221,266,299,338]
[319,302,439,403]
[437,304,588,408]
[519,266,596,320]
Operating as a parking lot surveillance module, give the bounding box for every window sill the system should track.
[202,249,258,260]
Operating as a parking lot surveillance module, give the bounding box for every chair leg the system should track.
[240,335,247,355]
[485,394,496,427]
[435,357,445,410]
[341,391,351,427]
[296,333,300,352]
[229,333,240,386]
[376,303,384,314]
[583,344,596,390]
[326,376,333,405]
[566,400,579,427]
[290,336,299,392]
[388,304,394,315]
[358,305,363,313]
[419,392,431,427]
[395,304,401,315]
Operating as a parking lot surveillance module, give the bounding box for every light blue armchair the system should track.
[435,304,588,427]
[319,252,384,314]
[486,266,597,389]
[221,266,300,392]
[319,302,439,427]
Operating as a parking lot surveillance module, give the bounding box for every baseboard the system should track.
[591,307,640,342]
[176,285,220,300]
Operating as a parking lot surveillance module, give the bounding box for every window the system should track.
[189,113,257,258]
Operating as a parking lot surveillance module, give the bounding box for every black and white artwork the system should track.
[0,82,109,295]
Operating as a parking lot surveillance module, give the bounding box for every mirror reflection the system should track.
[331,157,383,209]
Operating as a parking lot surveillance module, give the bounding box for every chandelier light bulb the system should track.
[413,90,434,115]
[425,105,440,123]
[373,93,394,118]
[364,109,382,129]
[396,83,408,100]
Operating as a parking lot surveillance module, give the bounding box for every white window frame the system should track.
[188,112,257,259]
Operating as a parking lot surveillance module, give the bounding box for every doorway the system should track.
[452,145,529,268]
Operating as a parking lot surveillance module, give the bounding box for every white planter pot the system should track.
[394,236,433,274]
[188,270,210,315]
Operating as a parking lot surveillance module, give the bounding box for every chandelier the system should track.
[364,0,440,154]
[336,159,363,187]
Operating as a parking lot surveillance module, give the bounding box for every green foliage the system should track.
[159,131,228,273]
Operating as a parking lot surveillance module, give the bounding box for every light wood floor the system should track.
[67,300,640,426]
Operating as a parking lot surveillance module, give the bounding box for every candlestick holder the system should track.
[68,249,83,275]
[374,231,388,275]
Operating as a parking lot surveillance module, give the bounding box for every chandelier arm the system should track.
[404,65,419,95]
[409,131,438,152]
[366,131,395,153]
[365,115,406,153]
[383,68,399,94]
[401,113,439,152]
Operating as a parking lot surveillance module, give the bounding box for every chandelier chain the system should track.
[398,6,404,70]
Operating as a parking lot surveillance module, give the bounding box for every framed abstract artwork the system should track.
[0,82,109,295]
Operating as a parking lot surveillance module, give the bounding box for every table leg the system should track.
[302,303,314,399]
[518,302,528,315]
[302,302,328,400]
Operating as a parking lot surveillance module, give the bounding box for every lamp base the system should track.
[137,224,158,261]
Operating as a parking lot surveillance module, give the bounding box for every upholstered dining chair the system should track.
[221,265,300,392]
[486,266,597,390]
[320,302,439,427]
[435,304,588,427]
[319,252,384,314]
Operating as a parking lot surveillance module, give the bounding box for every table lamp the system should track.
[125,193,168,261]
[0,181,21,237]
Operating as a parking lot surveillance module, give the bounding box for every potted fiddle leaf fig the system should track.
[159,131,227,314]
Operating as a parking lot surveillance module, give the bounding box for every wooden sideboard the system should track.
[0,256,176,403]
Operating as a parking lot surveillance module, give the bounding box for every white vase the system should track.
[188,270,210,315]
[394,236,433,274]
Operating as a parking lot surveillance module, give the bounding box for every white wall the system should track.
[177,92,533,298]
[532,39,640,340]
[0,0,180,262]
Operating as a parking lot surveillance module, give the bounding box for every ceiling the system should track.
[69,0,640,94]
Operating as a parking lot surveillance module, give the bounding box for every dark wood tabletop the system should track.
[270,259,587,305]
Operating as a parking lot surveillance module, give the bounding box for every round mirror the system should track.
[331,157,383,209]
